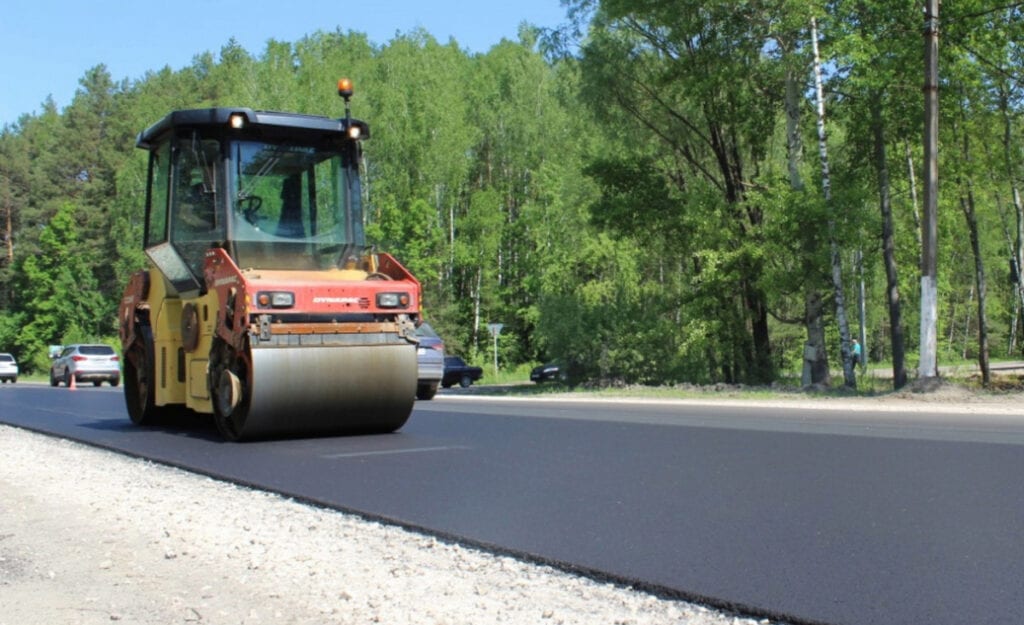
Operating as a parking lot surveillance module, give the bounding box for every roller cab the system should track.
[119,84,420,440]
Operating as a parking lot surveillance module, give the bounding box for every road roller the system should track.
[118,80,421,440]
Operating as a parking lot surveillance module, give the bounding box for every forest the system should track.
[1,1,1022,389]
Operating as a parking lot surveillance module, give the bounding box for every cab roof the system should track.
[136,107,370,150]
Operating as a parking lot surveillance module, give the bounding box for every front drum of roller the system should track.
[237,343,417,439]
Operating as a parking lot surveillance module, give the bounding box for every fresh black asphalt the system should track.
[1,384,1022,625]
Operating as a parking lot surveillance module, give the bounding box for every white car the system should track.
[0,353,18,383]
[50,344,121,387]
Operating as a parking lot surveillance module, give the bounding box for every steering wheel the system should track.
[239,195,263,225]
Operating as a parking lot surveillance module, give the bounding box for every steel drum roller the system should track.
[238,343,416,439]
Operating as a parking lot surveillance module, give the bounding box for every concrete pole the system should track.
[919,0,940,378]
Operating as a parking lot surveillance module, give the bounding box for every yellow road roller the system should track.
[118,80,421,440]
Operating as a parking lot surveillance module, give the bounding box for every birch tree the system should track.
[773,4,831,387]
[827,0,920,389]
[811,17,856,388]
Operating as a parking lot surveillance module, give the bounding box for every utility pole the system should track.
[919,0,940,379]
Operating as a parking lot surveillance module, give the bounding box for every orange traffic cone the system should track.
[68,373,76,390]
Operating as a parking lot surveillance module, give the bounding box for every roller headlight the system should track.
[376,292,410,309]
[256,291,295,308]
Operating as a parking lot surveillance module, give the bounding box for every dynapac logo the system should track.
[313,296,362,304]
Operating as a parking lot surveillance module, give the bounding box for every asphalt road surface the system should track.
[1,384,1022,625]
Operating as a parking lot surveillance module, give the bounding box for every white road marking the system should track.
[324,445,470,459]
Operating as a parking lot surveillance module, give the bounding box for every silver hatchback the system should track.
[50,344,121,387]
[415,322,445,400]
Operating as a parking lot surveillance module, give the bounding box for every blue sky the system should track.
[1,0,569,127]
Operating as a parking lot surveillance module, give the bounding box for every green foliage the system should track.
[366,196,445,289]
[10,203,107,371]
[1,6,1022,386]
[0,312,25,360]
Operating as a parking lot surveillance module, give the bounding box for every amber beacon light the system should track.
[337,78,354,100]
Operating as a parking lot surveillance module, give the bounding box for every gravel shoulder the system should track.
[2,387,1018,625]
[0,424,774,625]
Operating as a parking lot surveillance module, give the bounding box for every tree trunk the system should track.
[984,162,1022,355]
[3,183,12,265]
[1014,186,1024,354]
[707,126,773,384]
[856,249,867,366]
[785,66,805,192]
[785,52,829,386]
[745,279,773,383]
[960,187,991,385]
[870,95,908,389]
[999,89,1024,355]
[812,17,856,388]
[472,268,482,349]
[961,285,974,360]
[904,141,924,251]
[803,291,830,385]
[955,96,990,385]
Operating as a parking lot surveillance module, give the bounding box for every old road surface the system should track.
[1,384,1022,625]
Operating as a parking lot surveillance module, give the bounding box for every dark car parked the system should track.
[441,356,483,388]
[530,361,566,383]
